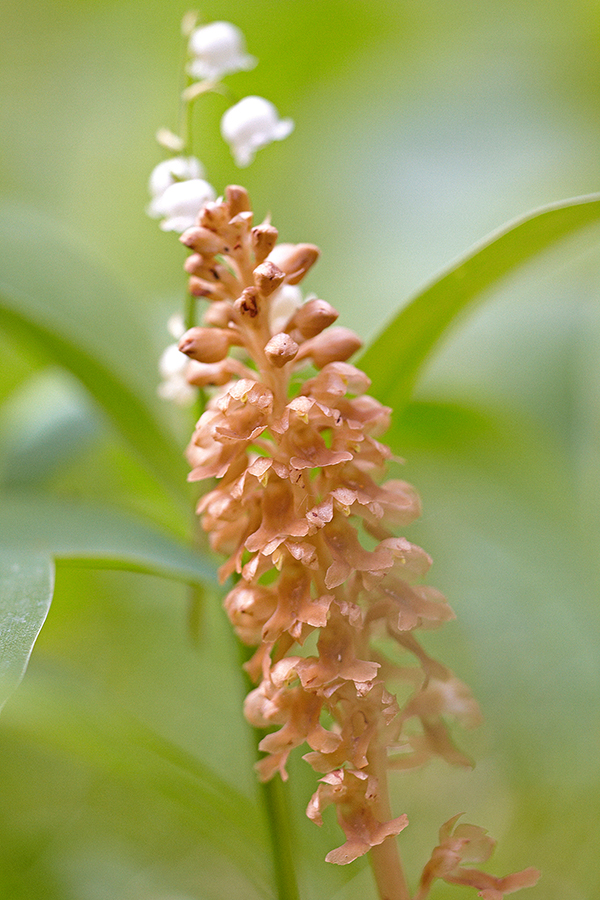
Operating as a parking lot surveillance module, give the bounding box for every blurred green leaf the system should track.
[0,550,54,710]
[0,207,187,500]
[0,369,100,487]
[360,193,600,410]
[0,495,218,587]
[1,668,269,892]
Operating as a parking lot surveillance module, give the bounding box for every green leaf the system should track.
[0,369,100,487]
[0,495,218,587]
[0,206,187,500]
[0,550,54,710]
[359,193,600,409]
[1,668,269,891]
[1,495,218,586]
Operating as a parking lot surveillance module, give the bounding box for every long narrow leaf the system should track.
[359,193,600,409]
[0,550,54,710]
[1,495,218,587]
[0,207,187,499]
[0,302,187,501]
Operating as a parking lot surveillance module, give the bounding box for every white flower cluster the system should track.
[148,20,294,233]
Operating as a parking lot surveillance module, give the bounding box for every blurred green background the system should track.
[1,0,600,898]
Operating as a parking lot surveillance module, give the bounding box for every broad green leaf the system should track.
[1,668,269,891]
[0,206,187,500]
[0,495,218,587]
[0,550,54,710]
[359,193,600,409]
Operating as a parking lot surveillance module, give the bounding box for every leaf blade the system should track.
[0,206,187,499]
[0,496,218,587]
[1,668,270,890]
[0,550,54,710]
[359,193,600,408]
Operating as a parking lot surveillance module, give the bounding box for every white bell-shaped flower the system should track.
[221,96,294,167]
[148,156,204,208]
[188,21,256,81]
[150,178,216,232]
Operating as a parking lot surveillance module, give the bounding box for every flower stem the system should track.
[368,747,411,900]
[260,775,301,900]
[235,635,301,900]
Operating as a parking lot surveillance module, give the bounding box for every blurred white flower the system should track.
[150,178,216,232]
[158,343,196,406]
[167,312,186,340]
[221,96,294,167]
[188,21,256,81]
[148,156,204,206]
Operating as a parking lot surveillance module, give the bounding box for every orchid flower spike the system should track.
[188,21,257,81]
[221,96,294,167]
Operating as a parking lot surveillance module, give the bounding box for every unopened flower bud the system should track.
[268,243,320,285]
[183,253,207,276]
[235,286,260,319]
[188,277,223,300]
[289,299,339,338]
[252,224,279,264]
[221,96,294,167]
[178,326,232,363]
[264,332,299,368]
[297,327,362,368]
[200,202,231,232]
[155,128,185,153]
[204,302,236,327]
[254,261,286,296]
[226,185,252,217]
[188,21,257,81]
[186,360,235,388]
[180,225,228,255]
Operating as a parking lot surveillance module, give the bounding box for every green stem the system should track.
[259,774,301,900]
[235,635,301,900]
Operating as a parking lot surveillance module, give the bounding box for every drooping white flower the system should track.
[158,343,196,406]
[188,21,256,81]
[148,156,204,206]
[220,96,294,167]
[150,178,216,232]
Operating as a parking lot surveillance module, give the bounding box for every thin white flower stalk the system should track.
[172,186,541,900]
